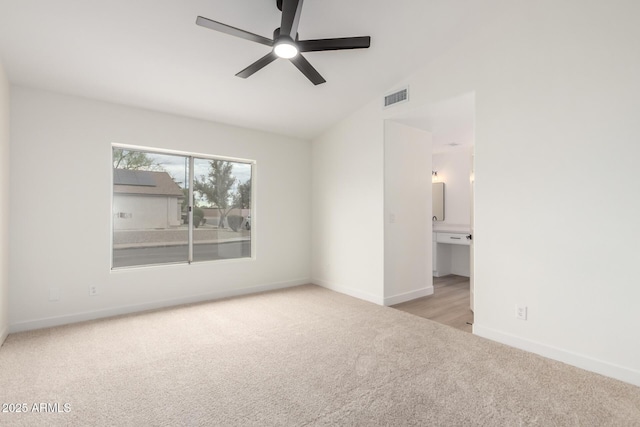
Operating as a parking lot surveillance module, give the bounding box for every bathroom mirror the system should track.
[433,182,444,221]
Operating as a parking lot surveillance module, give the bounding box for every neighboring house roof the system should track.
[113,169,184,197]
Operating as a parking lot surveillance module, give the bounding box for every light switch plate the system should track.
[516,305,527,320]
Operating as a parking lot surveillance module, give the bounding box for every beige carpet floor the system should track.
[1,284,639,426]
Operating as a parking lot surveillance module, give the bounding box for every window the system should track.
[112,146,253,269]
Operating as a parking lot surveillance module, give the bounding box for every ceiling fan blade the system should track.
[196,16,273,47]
[236,52,278,79]
[290,54,326,85]
[298,36,371,52]
[280,0,304,38]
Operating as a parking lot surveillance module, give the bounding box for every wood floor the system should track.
[392,275,473,333]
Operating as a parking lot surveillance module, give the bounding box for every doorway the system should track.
[389,92,475,332]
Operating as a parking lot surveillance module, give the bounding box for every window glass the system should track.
[112,147,252,269]
[192,158,252,262]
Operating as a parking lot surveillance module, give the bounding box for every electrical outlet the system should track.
[49,287,60,302]
[516,305,527,320]
[89,285,99,296]
[389,213,396,223]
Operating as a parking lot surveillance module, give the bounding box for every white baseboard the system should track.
[9,278,309,334]
[0,324,8,347]
[312,278,384,305]
[383,286,434,306]
[474,324,640,387]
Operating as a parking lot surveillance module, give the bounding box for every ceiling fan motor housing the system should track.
[273,28,299,41]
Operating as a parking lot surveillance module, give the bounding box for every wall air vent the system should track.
[383,86,409,108]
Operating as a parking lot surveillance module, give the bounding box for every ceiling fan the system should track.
[196,0,371,85]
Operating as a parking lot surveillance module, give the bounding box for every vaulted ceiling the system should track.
[0,0,496,139]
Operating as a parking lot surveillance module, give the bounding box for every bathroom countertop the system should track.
[433,225,471,234]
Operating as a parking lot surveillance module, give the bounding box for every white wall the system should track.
[9,87,311,331]
[310,101,385,304]
[432,146,472,229]
[113,194,181,230]
[433,243,470,278]
[0,59,9,345]
[312,1,640,386]
[384,121,432,305]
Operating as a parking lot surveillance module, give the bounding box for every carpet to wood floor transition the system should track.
[1,284,639,426]
[393,275,473,333]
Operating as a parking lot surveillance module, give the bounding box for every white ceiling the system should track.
[0,0,493,140]
[393,92,475,152]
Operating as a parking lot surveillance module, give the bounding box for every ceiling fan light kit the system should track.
[196,0,371,85]
[274,37,298,59]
